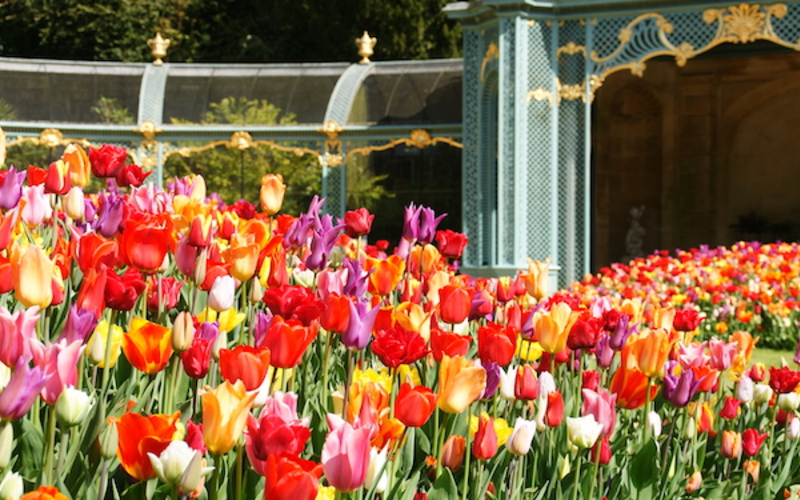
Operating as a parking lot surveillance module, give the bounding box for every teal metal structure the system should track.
[446,0,800,286]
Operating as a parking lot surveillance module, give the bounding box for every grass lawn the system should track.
[751,347,795,369]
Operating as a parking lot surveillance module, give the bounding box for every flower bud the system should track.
[753,384,773,404]
[684,417,697,439]
[100,420,119,460]
[566,415,603,449]
[499,365,516,401]
[647,411,662,437]
[148,440,199,487]
[685,470,702,493]
[440,435,465,472]
[211,330,227,362]
[0,423,12,469]
[193,255,207,285]
[171,312,196,353]
[366,447,389,493]
[789,418,800,441]
[0,471,22,500]
[208,275,235,312]
[64,186,85,220]
[248,278,264,303]
[180,452,213,494]
[55,387,93,427]
[506,418,536,456]
[737,375,754,404]
[293,268,315,289]
[778,393,800,412]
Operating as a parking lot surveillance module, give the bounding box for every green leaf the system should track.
[629,438,658,500]
[397,471,421,500]
[428,469,459,500]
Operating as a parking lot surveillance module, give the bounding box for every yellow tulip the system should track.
[260,174,286,215]
[86,320,124,368]
[437,355,487,414]
[62,144,91,187]
[202,380,257,454]
[11,244,54,309]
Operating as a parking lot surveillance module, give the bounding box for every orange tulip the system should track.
[629,328,672,378]
[239,219,271,251]
[260,174,286,215]
[202,380,257,454]
[114,411,180,481]
[521,259,549,300]
[610,345,659,410]
[63,143,91,187]
[438,285,471,325]
[535,302,579,354]
[10,244,54,309]
[223,234,260,282]
[219,345,271,391]
[730,330,759,380]
[721,430,742,459]
[259,316,317,369]
[122,318,173,375]
[21,486,69,500]
[409,244,443,278]
[367,255,405,297]
[395,383,436,428]
[395,301,432,340]
[437,355,487,414]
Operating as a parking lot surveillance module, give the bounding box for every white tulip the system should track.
[566,415,603,449]
[208,275,235,312]
[506,418,536,456]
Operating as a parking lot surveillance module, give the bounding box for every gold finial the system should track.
[147,33,171,66]
[355,31,377,65]
[134,120,163,140]
[39,128,63,148]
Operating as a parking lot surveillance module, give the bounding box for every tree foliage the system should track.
[0,0,461,62]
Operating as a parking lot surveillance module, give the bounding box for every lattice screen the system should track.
[462,28,483,268]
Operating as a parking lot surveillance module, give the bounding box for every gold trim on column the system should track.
[556,41,587,60]
[480,42,499,82]
[134,121,163,169]
[162,132,319,161]
[345,129,462,163]
[318,120,345,167]
[6,128,91,149]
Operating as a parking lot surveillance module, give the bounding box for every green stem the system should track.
[343,349,354,419]
[461,412,472,500]
[642,377,652,446]
[588,440,601,500]
[100,310,118,394]
[97,459,109,500]
[235,440,244,500]
[41,406,57,485]
[56,429,69,481]
[209,458,221,500]
[572,451,584,500]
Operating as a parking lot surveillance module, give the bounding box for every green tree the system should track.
[163,97,322,214]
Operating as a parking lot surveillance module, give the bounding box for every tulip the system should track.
[114,411,180,481]
[582,370,600,392]
[440,435,466,471]
[367,255,405,297]
[788,418,800,441]
[647,411,662,437]
[10,244,54,309]
[116,164,152,188]
[743,459,760,484]
[685,470,702,493]
[506,418,536,456]
[395,383,436,428]
[0,306,38,367]
[64,186,85,220]
[118,216,172,273]
[260,174,286,215]
[437,355,487,414]
[591,436,612,465]
[473,414,498,460]
[581,388,616,436]
[322,414,371,492]
[477,322,518,366]
[260,316,318,369]
[498,364,516,401]
[737,375,754,403]
[535,302,577,354]
[246,404,311,474]
[435,229,469,260]
[566,415,603,449]
[753,384,773,404]
[662,361,701,408]
[208,275,236,312]
[0,471,22,500]
[20,486,69,500]
[521,259,549,300]
[0,166,24,210]
[89,144,127,178]
[777,392,800,412]
[86,320,123,368]
[342,301,380,351]
[720,396,742,420]
[629,328,671,378]
[343,208,375,238]
[45,159,71,195]
[265,454,322,500]
[147,440,213,488]
[515,365,538,400]
[202,380,257,455]
[720,430,742,459]
[219,345,271,392]
[366,447,389,493]
[438,285,471,325]
[372,326,428,369]
[742,429,768,457]
[54,387,92,427]
[123,318,173,375]
[0,360,52,421]
[544,390,564,428]
[708,338,737,371]
[430,327,471,362]
[0,423,12,469]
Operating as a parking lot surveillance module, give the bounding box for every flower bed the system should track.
[0,144,797,500]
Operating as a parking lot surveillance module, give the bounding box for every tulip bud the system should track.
[211,330,228,362]
[440,435,465,472]
[0,471,22,500]
[789,418,800,441]
[0,423,12,469]
[64,186,85,220]
[172,312,196,353]
[647,411,662,437]
[737,375,754,404]
[100,420,119,460]
[88,329,106,365]
[208,275,235,312]
[685,470,702,493]
[778,393,800,412]
[366,447,389,493]
[149,441,209,487]
[55,387,93,427]
[753,384,773,404]
[743,459,760,484]
[248,278,264,303]
[684,417,697,439]
[499,365,516,401]
[558,455,571,480]
[193,254,207,285]
[293,268,315,289]
[748,362,766,382]
[566,415,603,449]
[506,418,536,456]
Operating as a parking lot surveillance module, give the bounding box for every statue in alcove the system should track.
[622,205,645,264]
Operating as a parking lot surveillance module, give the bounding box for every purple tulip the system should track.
[342,257,371,299]
[662,361,702,408]
[608,314,637,351]
[595,334,615,369]
[342,300,380,350]
[479,361,501,400]
[253,312,273,348]
[57,306,98,344]
[0,360,52,421]
[92,193,124,237]
[401,203,422,241]
[0,166,25,210]
[306,214,344,271]
[418,206,447,245]
[197,321,220,343]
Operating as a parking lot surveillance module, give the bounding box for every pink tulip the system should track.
[322,414,371,492]
[20,185,52,226]
[30,339,84,405]
[581,388,617,437]
[0,306,39,367]
[246,392,312,476]
[708,339,737,371]
[677,342,708,369]
[0,359,53,421]
[316,268,348,301]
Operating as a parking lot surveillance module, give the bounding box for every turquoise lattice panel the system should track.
[500,17,517,266]
[461,29,482,267]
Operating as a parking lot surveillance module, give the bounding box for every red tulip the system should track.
[104,268,146,311]
[343,208,375,238]
[719,396,741,420]
[435,230,468,260]
[89,144,127,178]
[258,316,318,369]
[545,390,564,427]
[742,428,768,457]
[438,285,471,325]
[477,322,517,366]
[263,285,324,327]
[321,293,351,334]
[472,414,498,460]
[395,383,436,428]
[514,365,538,400]
[219,345,271,391]
[430,327,471,362]
[264,454,322,500]
[118,214,173,274]
[116,164,152,188]
[372,326,429,369]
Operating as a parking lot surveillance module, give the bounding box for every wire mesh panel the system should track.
[498,17,517,267]
[461,28,485,268]
[525,20,557,265]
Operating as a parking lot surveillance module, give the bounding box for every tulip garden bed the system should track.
[0,144,799,500]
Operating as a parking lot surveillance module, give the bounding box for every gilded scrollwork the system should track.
[6,128,92,150]
[345,129,462,163]
[556,41,587,61]
[162,131,319,162]
[318,120,345,167]
[480,42,499,82]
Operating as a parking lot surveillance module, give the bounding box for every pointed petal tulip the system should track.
[580,388,617,437]
[342,301,380,351]
[0,166,25,210]
[219,345,271,391]
[122,318,173,375]
[438,285,471,325]
[321,415,371,492]
[11,244,54,309]
[30,339,84,405]
[630,329,672,378]
[63,143,91,187]
[610,346,659,410]
[0,360,52,421]
[437,355,487,414]
[202,380,257,455]
[0,306,38,367]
